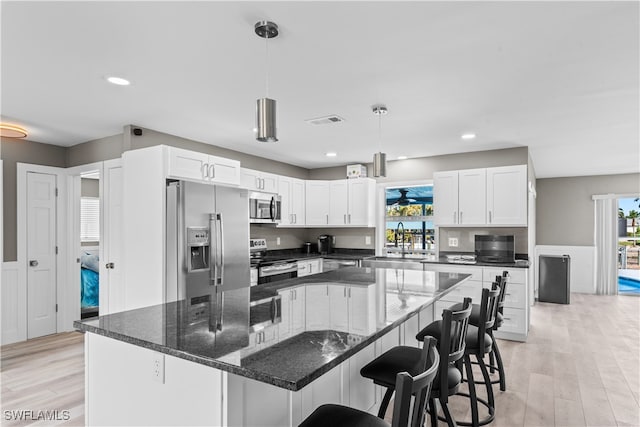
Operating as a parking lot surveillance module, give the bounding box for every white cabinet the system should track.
[278,286,306,339]
[328,284,376,335]
[167,146,240,186]
[434,165,526,226]
[249,326,278,351]
[305,181,331,225]
[486,165,527,226]
[433,171,459,226]
[427,264,529,341]
[347,179,376,226]
[297,258,323,277]
[278,176,305,226]
[305,284,330,330]
[433,168,485,226]
[305,178,376,227]
[458,169,487,225]
[240,168,278,193]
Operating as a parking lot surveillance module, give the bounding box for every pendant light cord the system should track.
[378,109,382,152]
[265,34,269,98]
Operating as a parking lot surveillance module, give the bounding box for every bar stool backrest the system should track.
[476,283,501,350]
[391,336,440,427]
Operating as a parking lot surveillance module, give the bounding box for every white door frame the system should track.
[17,163,67,337]
[65,162,104,326]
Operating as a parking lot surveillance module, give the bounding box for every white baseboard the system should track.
[534,245,595,295]
[1,262,27,344]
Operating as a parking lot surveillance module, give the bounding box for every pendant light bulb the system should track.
[255,21,279,143]
[372,104,388,177]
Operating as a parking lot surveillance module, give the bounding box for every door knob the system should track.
[105,262,115,269]
[29,260,39,267]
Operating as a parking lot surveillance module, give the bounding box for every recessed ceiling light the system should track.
[325,152,337,157]
[397,156,408,160]
[0,123,28,138]
[461,133,476,140]
[106,76,131,86]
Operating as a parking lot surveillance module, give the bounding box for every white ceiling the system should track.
[1,1,638,178]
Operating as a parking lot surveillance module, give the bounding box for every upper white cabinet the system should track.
[167,146,240,186]
[305,179,376,227]
[434,165,526,227]
[240,168,278,193]
[278,176,305,226]
[306,284,375,335]
[486,165,527,225]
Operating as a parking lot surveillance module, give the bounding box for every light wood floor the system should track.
[2,294,639,427]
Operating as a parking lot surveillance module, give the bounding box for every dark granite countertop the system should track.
[75,265,470,391]
[422,257,530,268]
[260,249,374,264]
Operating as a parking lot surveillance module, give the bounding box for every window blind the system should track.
[81,197,100,242]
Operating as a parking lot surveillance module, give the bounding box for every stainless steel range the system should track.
[250,238,298,285]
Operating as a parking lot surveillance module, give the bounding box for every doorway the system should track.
[79,171,101,318]
[618,197,640,295]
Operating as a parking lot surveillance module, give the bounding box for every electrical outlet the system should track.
[448,237,459,247]
[365,236,371,245]
[152,352,165,384]
[276,237,281,246]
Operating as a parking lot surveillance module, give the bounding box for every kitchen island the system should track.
[75,266,470,426]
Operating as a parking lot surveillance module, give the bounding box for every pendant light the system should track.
[255,21,279,143]
[372,104,388,177]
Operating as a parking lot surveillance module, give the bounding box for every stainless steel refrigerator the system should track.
[166,180,250,337]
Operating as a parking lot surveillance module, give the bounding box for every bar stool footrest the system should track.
[453,392,495,427]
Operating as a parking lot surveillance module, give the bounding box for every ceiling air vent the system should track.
[305,115,345,125]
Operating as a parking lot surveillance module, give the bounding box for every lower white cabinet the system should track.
[426,264,529,341]
[305,284,375,335]
[298,258,323,277]
[278,286,306,339]
[249,325,278,351]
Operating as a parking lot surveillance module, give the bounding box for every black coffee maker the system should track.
[317,235,334,255]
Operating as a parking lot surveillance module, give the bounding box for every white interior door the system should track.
[101,159,123,314]
[27,172,57,338]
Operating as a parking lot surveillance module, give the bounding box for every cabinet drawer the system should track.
[482,267,526,284]
[439,280,484,304]
[502,283,526,309]
[429,265,483,282]
[497,307,526,334]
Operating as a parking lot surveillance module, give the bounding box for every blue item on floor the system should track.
[619,275,640,294]
[81,267,99,308]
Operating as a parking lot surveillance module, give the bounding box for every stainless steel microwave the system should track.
[474,235,515,263]
[249,191,281,224]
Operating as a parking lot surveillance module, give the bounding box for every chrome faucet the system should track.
[395,222,406,258]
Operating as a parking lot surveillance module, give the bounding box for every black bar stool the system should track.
[299,336,439,427]
[451,271,509,392]
[360,298,473,426]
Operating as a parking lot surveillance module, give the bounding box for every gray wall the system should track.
[536,173,640,246]
[308,147,529,180]
[1,138,67,261]
[67,133,123,167]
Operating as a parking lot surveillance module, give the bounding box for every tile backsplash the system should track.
[438,227,528,254]
[250,225,375,251]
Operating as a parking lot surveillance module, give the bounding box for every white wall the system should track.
[535,245,595,295]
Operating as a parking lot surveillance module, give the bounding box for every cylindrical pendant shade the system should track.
[373,152,387,177]
[256,98,278,142]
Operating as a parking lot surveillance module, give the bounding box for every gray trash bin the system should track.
[539,255,570,304]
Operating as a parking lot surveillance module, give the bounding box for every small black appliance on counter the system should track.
[317,235,335,255]
[474,235,515,263]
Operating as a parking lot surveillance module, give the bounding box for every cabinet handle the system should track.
[344,214,347,224]
[256,177,260,189]
[348,287,351,298]
[489,211,492,223]
[344,287,347,297]
[309,264,313,274]
[326,214,329,224]
[348,214,351,224]
[209,164,215,179]
[293,214,297,224]
[453,211,456,224]
[326,285,329,296]
[202,163,209,179]
[460,211,463,223]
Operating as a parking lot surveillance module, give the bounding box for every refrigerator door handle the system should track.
[209,214,218,286]
[216,213,224,283]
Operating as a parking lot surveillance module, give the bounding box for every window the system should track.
[81,197,100,242]
[385,186,435,257]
